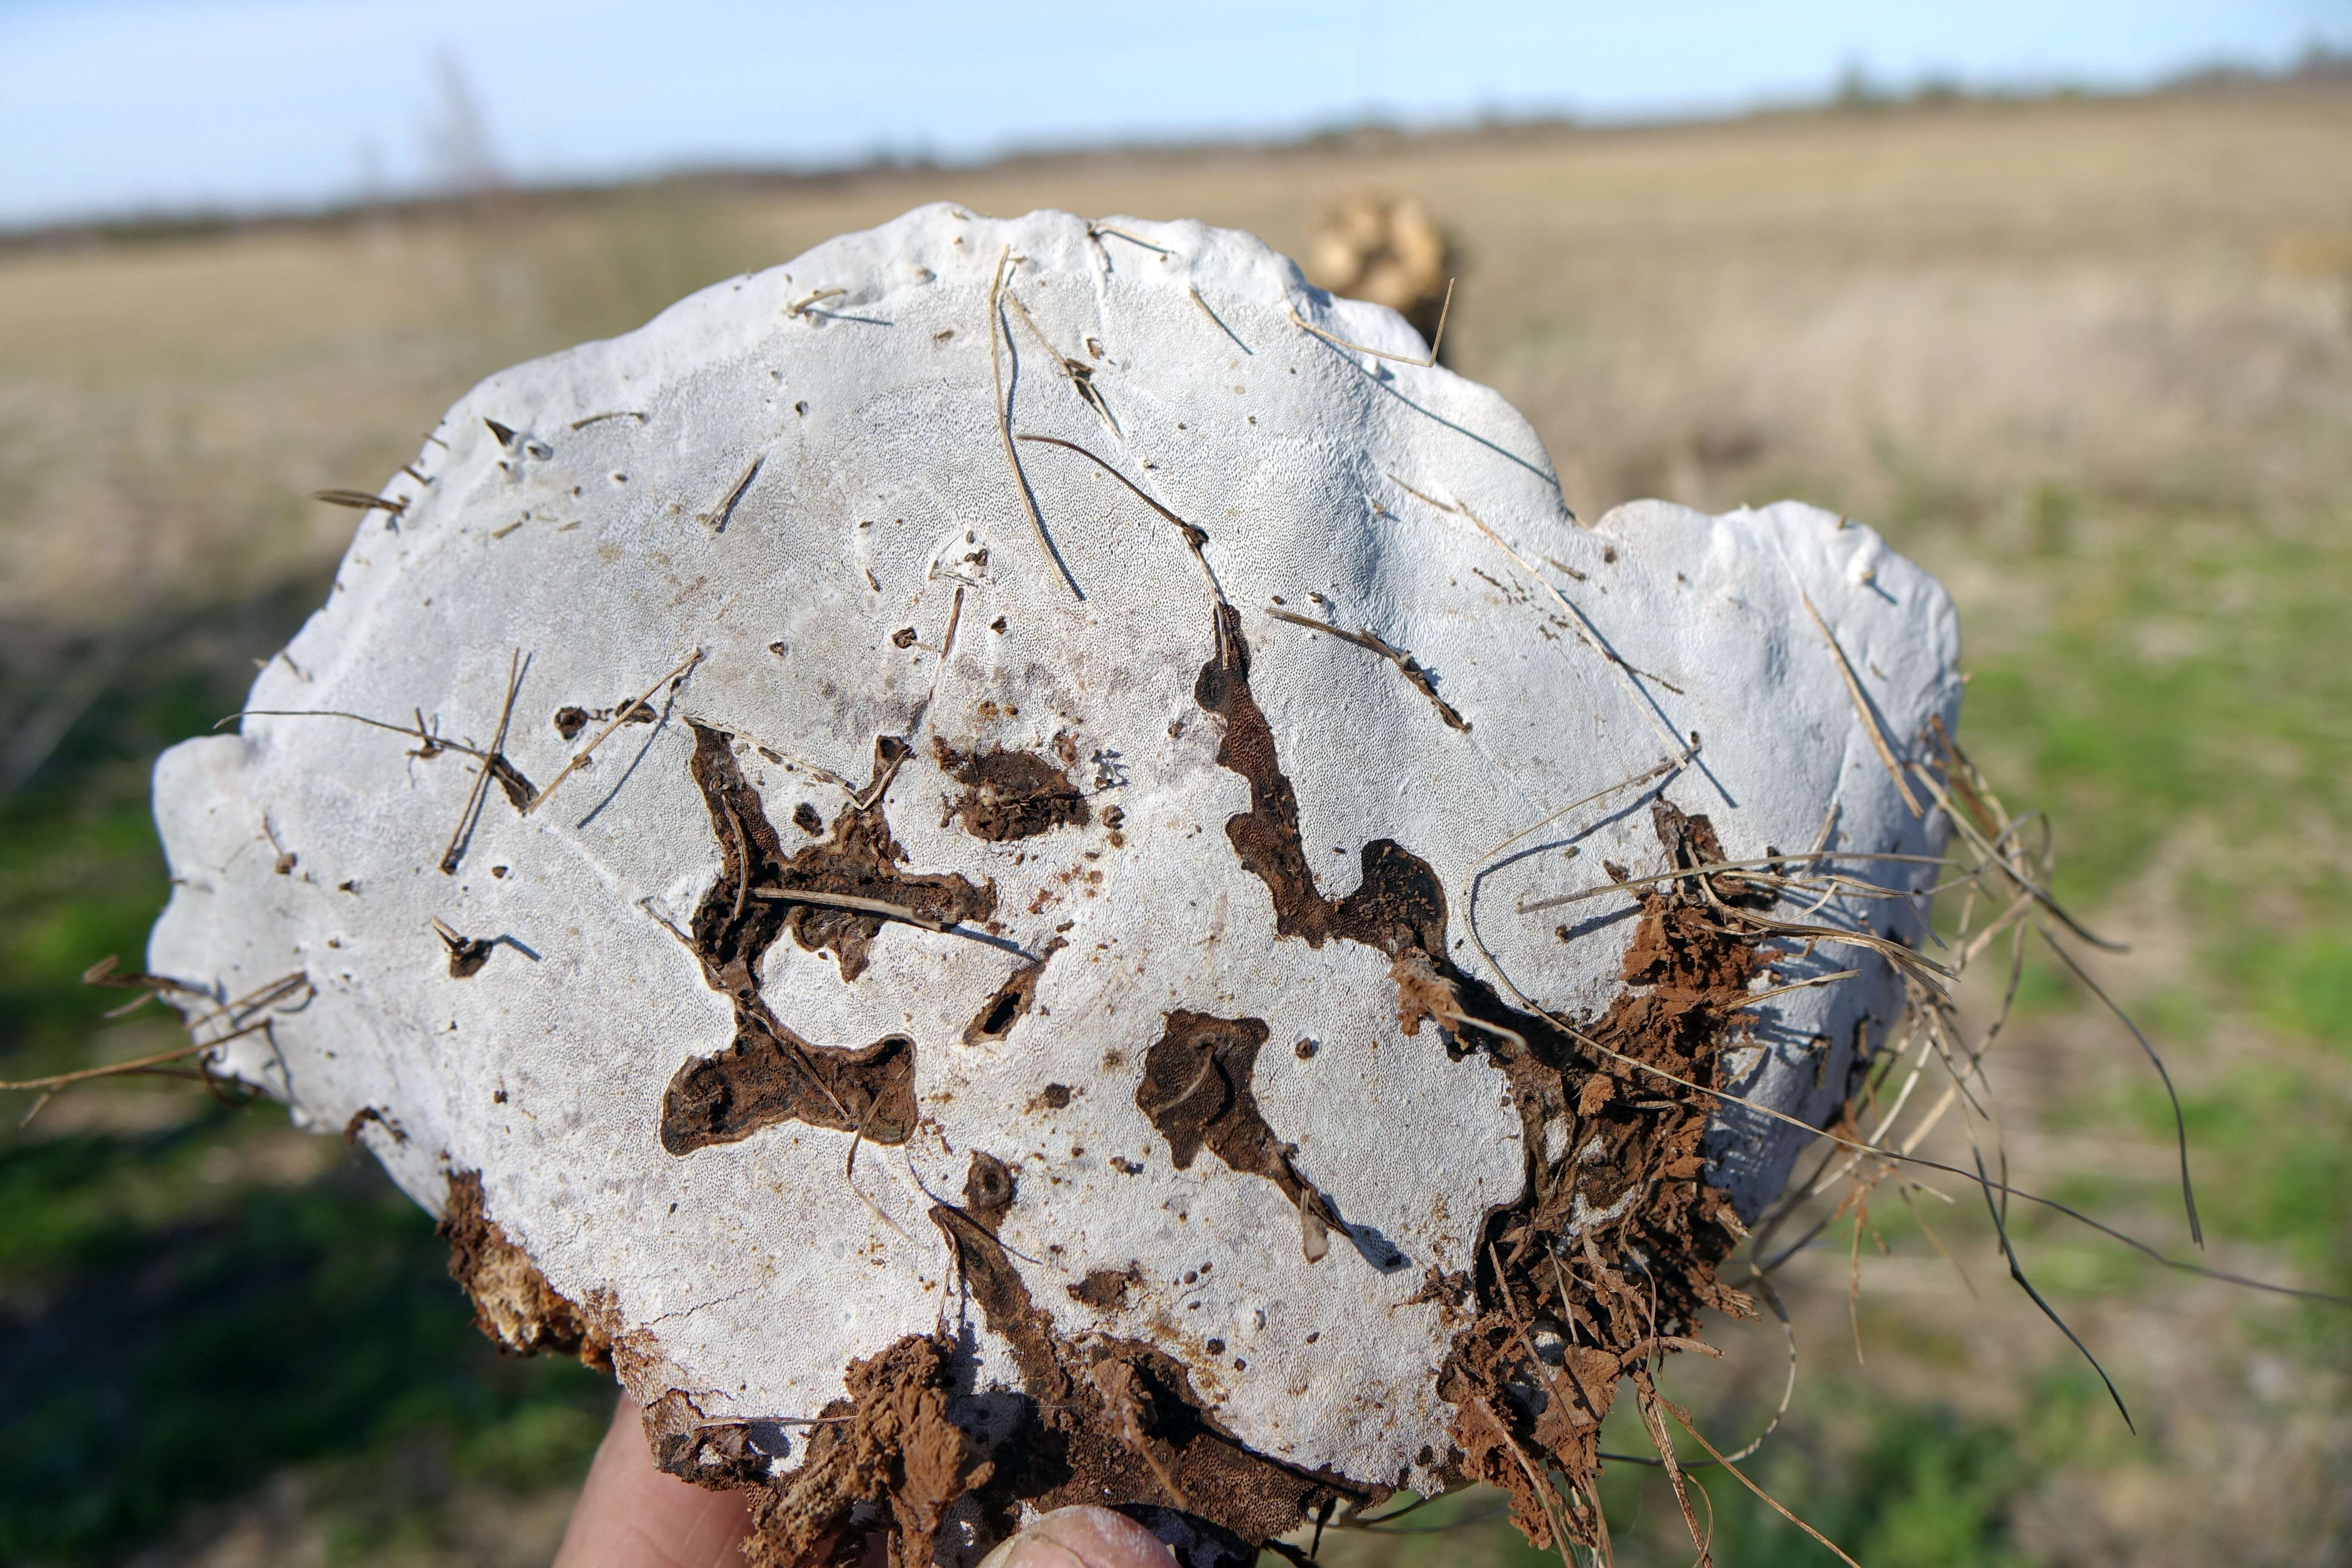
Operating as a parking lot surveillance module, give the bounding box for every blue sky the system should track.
[2,0,2344,227]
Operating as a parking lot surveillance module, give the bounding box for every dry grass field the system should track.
[3,80,2349,1565]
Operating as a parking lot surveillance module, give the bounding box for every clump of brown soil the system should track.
[1431,803,1767,1550]
[739,1335,986,1568]
[921,1150,1373,1553]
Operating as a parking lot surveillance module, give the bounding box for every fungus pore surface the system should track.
[149,206,1961,1564]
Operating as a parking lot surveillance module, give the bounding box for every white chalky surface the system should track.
[148,205,1961,1494]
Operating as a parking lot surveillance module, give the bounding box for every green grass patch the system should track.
[1588,1387,2038,1568]
[0,1118,611,1563]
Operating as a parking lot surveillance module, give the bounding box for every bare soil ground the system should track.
[3,80,2348,1566]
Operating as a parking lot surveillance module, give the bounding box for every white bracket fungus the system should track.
[148,205,1959,1563]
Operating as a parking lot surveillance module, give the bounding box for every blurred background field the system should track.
[4,70,2351,1567]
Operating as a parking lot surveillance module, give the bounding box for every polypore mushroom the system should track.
[148,205,1959,1565]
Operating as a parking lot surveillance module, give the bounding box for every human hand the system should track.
[971,1505,1176,1568]
[553,1393,752,1568]
[553,1393,1175,1568]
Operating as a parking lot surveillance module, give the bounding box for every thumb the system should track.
[554,1392,753,1568]
[976,1506,1177,1568]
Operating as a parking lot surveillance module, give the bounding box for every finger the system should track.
[975,1506,1177,1568]
[554,1392,753,1568]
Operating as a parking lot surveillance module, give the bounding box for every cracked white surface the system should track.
[148,204,1960,1493]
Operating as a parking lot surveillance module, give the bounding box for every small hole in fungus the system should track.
[1206,1338,1226,1354]
[978,991,1023,1038]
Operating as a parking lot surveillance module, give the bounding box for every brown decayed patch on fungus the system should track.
[660,1032,919,1155]
[932,738,1091,842]
[1191,603,1454,959]
[1135,1011,1347,1262]
[657,723,987,1154]
[691,726,993,983]
[437,1170,613,1369]
[927,1150,1376,1550]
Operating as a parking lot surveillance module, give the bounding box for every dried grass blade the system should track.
[1658,1396,1861,1568]
[1087,224,1171,254]
[1386,475,1685,757]
[1741,969,1861,1008]
[527,648,701,815]
[439,649,523,874]
[1800,591,1922,817]
[989,248,1082,598]
[702,457,762,531]
[1631,1369,1712,1566]
[0,1014,273,1093]
[1521,849,1954,913]
[1907,761,2126,952]
[1286,277,1452,366]
[1188,285,1253,354]
[1003,292,1119,435]
[749,886,946,931]
[1485,754,1685,860]
[311,488,407,515]
[1971,1149,2134,1430]
[1263,606,1468,731]
[2036,925,2203,1247]
[217,708,490,762]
